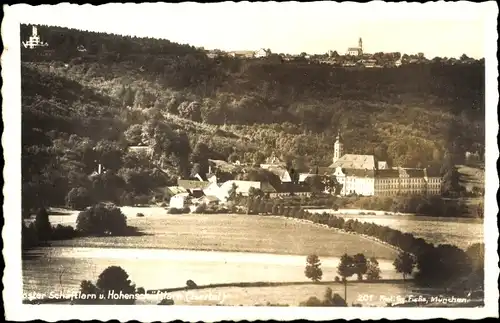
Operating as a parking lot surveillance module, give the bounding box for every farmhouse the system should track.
[228,50,255,58]
[169,193,190,209]
[255,48,271,58]
[177,179,211,197]
[215,180,277,203]
[260,155,286,169]
[269,182,312,198]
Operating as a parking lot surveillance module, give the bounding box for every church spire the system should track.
[333,130,343,163]
[336,130,342,142]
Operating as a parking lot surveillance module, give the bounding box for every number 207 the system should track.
[357,294,374,302]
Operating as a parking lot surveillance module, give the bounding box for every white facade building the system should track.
[22,26,49,49]
[346,37,363,56]
[328,132,442,196]
[169,193,190,209]
[255,48,270,58]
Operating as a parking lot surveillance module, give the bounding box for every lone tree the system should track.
[305,254,323,282]
[78,266,138,304]
[337,253,356,302]
[96,266,137,304]
[66,186,93,210]
[35,207,52,242]
[366,257,381,281]
[465,243,485,290]
[228,183,238,202]
[393,251,416,284]
[352,253,368,281]
[76,203,128,236]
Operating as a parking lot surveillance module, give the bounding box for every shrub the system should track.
[34,207,52,241]
[366,257,381,281]
[96,266,137,304]
[195,203,208,213]
[76,203,127,236]
[323,287,348,307]
[136,212,145,217]
[133,194,151,206]
[186,279,198,288]
[51,224,77,240]
[66,187,93,210]
[334,276,340,282]
[300,288,347,307]
[167,207,185,214]
[299,296,323,307]
[158,296,175,305]
[22,220,39,250]
[77,266,138,304]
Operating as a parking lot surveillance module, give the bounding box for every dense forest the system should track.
[21,24,485,213]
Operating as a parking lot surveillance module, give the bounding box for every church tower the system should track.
[333,131,343,163]
[358,37,363,54]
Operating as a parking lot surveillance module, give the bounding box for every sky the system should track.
[8,2,497,59]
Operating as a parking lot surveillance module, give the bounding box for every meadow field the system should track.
[46,209,399,259]
[307,209,483,250]
[136,282,410,306]
[23,206,481,305]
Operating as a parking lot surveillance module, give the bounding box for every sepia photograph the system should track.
[2,1,499,321]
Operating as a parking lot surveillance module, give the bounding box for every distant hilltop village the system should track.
[22,25,479,67]
[202,36,479,68]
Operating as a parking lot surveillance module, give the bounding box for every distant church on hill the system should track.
[22,25,49,49]
[327,132,442,197]
[346,37,363,56]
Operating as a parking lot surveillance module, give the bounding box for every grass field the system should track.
[135,282,409,306]
[457,164,485,194]
[49,210,399,260]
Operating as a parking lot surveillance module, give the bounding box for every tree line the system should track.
[238,203,484,290]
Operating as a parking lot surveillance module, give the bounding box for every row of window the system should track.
[375,190,441,196]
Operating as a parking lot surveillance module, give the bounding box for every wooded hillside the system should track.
[21,24,485,212]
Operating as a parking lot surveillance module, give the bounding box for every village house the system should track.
[177,179,211,198]
[260,155,286,169]
[195,195,220,206]
[255,48,271,58]
[362,59,378,68]
[269,182,312,198]
[266,166,292,183]
[228,50,255,58]
[215,180,276,203]
[165,186,188,197]
[202,181,222,198]
[169,193,190,209]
